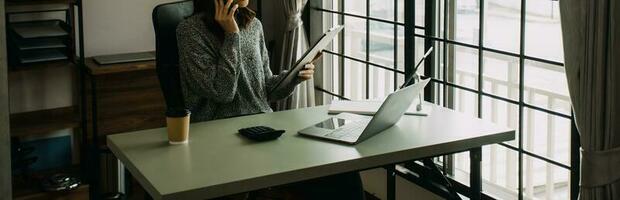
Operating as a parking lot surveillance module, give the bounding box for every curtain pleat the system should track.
[277,0,313,110]
[560,0,620,199]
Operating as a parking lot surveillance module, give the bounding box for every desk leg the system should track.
[387,165,396,200]
[470,147,482,200]
[117,160,126,194]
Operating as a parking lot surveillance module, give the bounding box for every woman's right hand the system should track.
[214,0,239,33]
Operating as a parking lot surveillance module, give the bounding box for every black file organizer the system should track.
[7,19,71,66]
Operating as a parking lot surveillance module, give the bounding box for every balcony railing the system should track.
[453,61,570,200]
[330,29,571,199]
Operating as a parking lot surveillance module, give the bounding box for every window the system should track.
[311,0,576,199]
[315,0,425,101]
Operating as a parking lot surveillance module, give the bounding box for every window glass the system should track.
[525,0,563,62]
[524,59,571,116]
[523,155,570,199]
[343,0,366,16]
[484,0,521,53]
[483,51,520,101]
[453,0,480,45]
[369,0,394,20]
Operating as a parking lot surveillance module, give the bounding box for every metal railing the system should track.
[312,1,576,199]
[453,66,571,199]
[323,28,571,199]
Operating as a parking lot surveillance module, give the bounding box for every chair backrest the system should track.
[152,0,193,115]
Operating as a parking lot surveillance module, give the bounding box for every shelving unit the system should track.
[8,59,74,72]
[12,165,88,200]
[10,106,79,138]
[5,0,86,199]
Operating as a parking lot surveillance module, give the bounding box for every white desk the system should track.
[107,105,514,200]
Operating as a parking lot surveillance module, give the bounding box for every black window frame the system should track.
[308,0,579,199]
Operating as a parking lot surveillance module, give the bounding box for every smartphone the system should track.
[222,0,239,13]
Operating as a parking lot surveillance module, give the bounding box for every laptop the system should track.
[298,78,430,144]
[326,47,435,117]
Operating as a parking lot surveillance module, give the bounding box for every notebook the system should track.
[93,51,155,65]
[328,99,431,116]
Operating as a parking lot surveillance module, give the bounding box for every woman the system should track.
[177,0,313,122]
[177,0,364,199]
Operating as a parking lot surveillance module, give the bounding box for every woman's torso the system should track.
[177,14,273,122]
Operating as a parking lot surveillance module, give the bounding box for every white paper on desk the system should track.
[328,100,431,116]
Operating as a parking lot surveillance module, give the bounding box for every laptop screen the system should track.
[314,118,356,130]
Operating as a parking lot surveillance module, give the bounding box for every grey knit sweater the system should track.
[177,14,300,122]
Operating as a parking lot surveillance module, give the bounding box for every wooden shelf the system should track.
[14,184,88,200]
[5,0,76,14]
[6,0,76,7]
[8,60,76,73]
[12,165,88,200]
[10,106,80,138]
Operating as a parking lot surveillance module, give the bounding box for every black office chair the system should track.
[152,0,193,116]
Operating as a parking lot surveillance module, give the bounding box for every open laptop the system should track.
[298,78,430,144]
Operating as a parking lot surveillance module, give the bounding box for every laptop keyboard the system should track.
[324,122,365,139]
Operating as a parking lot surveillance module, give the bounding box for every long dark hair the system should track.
[193,0,256,40]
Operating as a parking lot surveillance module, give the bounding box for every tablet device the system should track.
[270,25,344,94]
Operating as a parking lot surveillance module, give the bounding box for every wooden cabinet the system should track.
[85,58,166,144]
[85,58,166,197]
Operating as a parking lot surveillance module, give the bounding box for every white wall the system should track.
[83,0,259,57]
[82,0,178,57]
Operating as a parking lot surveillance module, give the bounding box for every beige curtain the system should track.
[277,0,314,110]
[560,1,620,199]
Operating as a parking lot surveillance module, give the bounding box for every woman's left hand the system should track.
[298,63,315,81]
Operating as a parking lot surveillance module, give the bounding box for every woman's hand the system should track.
[298,52,321,81]
[298,63,315,81]
[215,0,240,33]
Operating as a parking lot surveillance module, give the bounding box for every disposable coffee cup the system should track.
[166,109,191,145]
